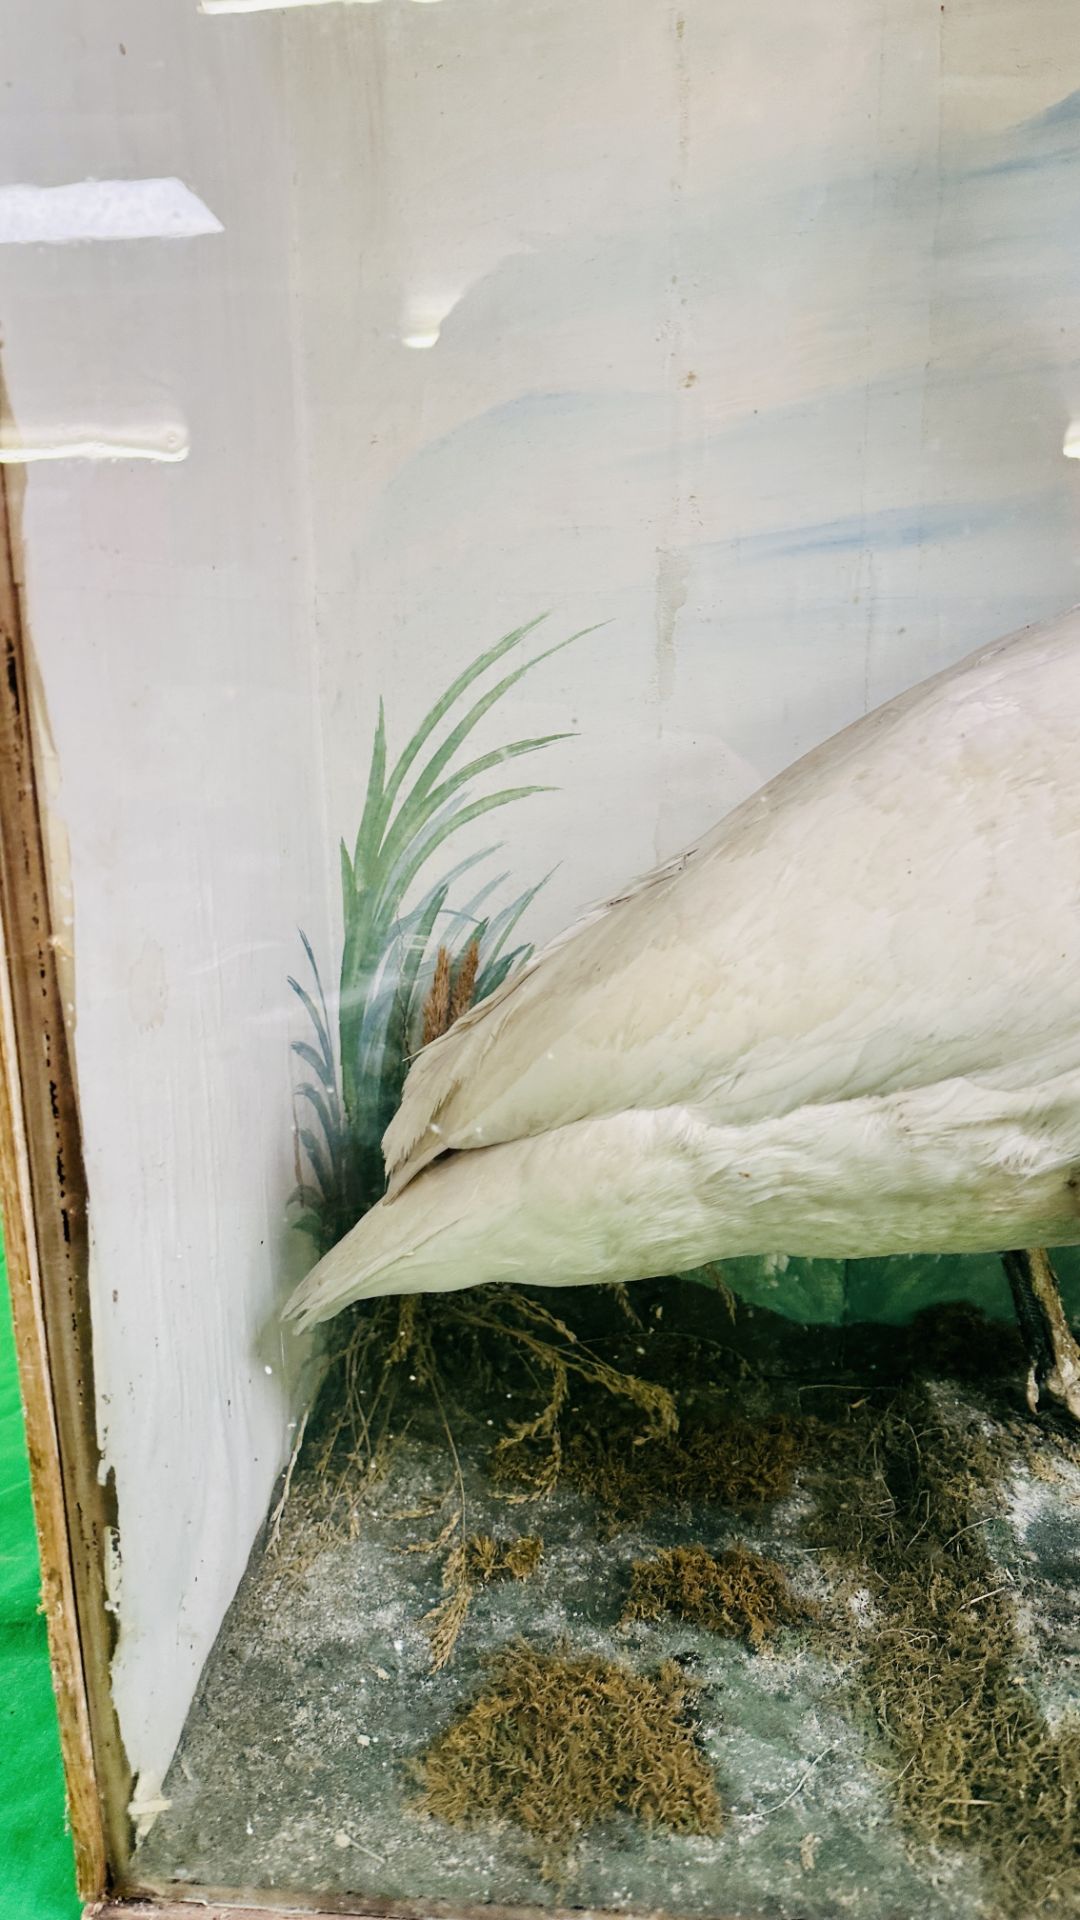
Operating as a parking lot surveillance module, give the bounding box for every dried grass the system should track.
[805,1381,1080,1915]
[495,1400,800,1526]
[424,1534,542,1673]
[450,937,480,1023]
[276,1258,676,1673]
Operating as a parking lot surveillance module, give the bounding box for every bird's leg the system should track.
[1001,1248,1080,1422]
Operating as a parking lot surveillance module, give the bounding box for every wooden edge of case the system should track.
[89,1898,745,1920]
[0,417,132,1893]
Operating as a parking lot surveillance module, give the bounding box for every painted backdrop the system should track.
[4,0,1080,1817]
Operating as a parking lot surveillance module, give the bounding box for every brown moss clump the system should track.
[806,1383,1080,1916]
[492,1534,544,1580]
[623,1542,816,1649]
[415,1643,722,1843]
[454,1532,540,1582]
[496,1405,801,1526]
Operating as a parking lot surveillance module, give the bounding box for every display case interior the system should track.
[3,2,1080,1918]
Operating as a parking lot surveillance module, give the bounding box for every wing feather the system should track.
[384,612,1080,1199]
[383,842,705,1191]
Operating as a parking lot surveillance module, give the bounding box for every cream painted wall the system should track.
[284,0,1080,941]
[1,0,328,1806]
[3,0,1079,1819]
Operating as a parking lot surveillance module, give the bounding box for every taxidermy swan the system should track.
[286,609,1080,1418]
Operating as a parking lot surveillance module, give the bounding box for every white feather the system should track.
[285,609,1080,1329]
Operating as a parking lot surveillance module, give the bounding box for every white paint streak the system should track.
[0,179,223,245]
[128,1776,172,1842]
[0,431,189,464]
[399,287,466,350]
[201,0,381,11]
[128,941,169,1033]
[653,546,689,706]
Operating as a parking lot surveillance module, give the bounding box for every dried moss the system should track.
[497,1404,801,1526]
[623,1542,817,1649]
[415,1643,722,1843]
[469,1533,543,1582]
[283,1238,1080,1913]
[905,1300,1025,1385]
[805,1383,1080,1916]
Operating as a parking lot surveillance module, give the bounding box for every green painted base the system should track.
[687,1246,1080,1327]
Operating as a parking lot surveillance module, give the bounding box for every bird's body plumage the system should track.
[287,611,1080,1331]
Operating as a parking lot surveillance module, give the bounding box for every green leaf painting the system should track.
[289,617,593,1254]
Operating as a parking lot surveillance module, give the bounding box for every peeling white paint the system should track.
[128,1775,172,1843]
[0,179,223,246]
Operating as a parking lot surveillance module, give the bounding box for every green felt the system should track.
[688,1246,1080,1326]
[0,1237,81,1920]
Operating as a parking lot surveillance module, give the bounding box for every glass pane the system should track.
[5,2,1080,1915]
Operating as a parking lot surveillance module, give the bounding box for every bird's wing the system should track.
[384,611,1080,1196]
[382,837,716,1191]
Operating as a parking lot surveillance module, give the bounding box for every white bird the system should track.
[285,609,1080,1416]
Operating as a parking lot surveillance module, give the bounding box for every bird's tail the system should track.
[283,1109,716,1331]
